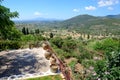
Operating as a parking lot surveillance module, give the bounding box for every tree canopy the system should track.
[0,0,22,40]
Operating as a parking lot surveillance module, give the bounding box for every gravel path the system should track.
[0,48,51,80]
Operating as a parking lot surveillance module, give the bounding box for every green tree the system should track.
[0,0,21,40]
[62,39,77,53]
[93,38,119,52]
[87,34,90,39]
[22,27,26,35]
[22,27,29,35]
[35,29,39,34]
[50,37,63,48]
[26,28,29,35]
[50,32,54,38]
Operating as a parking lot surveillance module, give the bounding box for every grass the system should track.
[26,75,62,80]
[68,60,76,68]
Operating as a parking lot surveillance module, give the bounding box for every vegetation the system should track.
[49,37,120,80]
[0,0,23,51]
[91,38,120,80]
[16,14,120,35]
[26,75,62,80]
[0,0,22,40]
[50,37,78,58]
[0,40,21,51]
[0,0,120,79]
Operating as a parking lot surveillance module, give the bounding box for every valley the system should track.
[0,0,120,79]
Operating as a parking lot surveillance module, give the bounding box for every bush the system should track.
[77,52,93,63]
[50,37,63,48]
[93,38,119,52]
[20,35,36,42]
[93,41,103,50]
[92,51,120,80]
[0,40,21,51]
[54,48,65,58]
[82,60,95,68]
[62,39,78,53]
[77,46,93,63]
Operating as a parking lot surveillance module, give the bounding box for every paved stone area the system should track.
[0,48,50,79]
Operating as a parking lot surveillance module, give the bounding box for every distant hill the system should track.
[106,14,120,19]
[15,14,120,35]
[63,14,98,24]
[58,14,120,35]
[14,17,62,23]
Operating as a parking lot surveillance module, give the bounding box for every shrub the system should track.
[92,51,120,80]
[93,38,119,52]
[50,37,63,48]
[82,60,95,68]
[62,39,77,53]
[93,41,103,50]
[20,35,36,42]
[54,48,65,58]
[77,46,93,63]
[0,40,21,51]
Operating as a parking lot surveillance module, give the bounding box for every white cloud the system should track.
[73,9,80,12]
[34,11,42,16]
[108,7,114,10]
[85,6,96,10]
[98,0,119,7]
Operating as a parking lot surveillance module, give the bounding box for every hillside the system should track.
[62,14,98,24]
[15,14,120,35]
[58,14,120,35]
[106,14,120,19]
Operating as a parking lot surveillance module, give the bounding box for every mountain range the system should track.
[16,14,120,35]
[105,14,120,19]
[56,14,120,35]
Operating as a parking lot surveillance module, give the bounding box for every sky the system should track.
[2,0,120,20]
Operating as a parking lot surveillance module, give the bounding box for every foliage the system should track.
[93,38,119,52]
[22,27,29,35]
[21,35,36,41]
[21,34,45,42]
[15,14,120,36]
[69,60,77,71]
[50,37,63,48]
[0,0,22,40]
[50,32,54,38]
[94,60,107,79]
[0,40,21,51]
[77,46,93,63]
[61,39,78,53]
[84,38,120,80]
[82,60,95,68]
[50,37,78,58]
[93,51,120,80]
[69,38,120,80]
[35,29,40,34]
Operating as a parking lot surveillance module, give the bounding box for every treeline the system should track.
[21,27,43,35]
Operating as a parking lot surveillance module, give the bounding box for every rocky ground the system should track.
[0,48,50,79]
